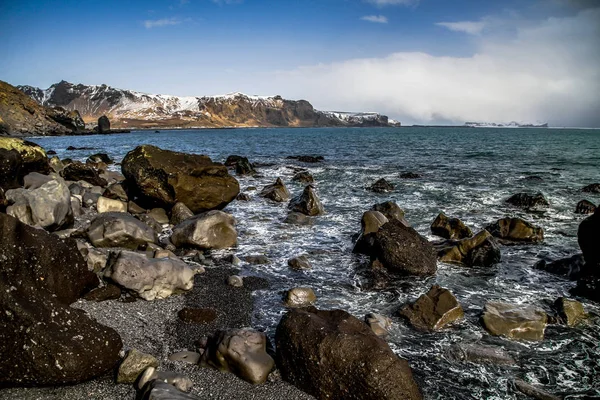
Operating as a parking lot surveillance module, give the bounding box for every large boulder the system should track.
[121,145,240,213]
[371,201,409,226]
[578,208,600,269]
[5,176,73,231]
[369,219,437,276]
[353,211,388,254]
[486,217,544,244]
[481,302,548,341]
[171,210,237,250]
[200,329,275,384]
[104,251,195,300]
[0,137,50,190]
[398,285,464,331]
[437,230,501,267]
[275,307,422,400]
[259,177,290,202]
[430,213,473,240]
[0,213,121,386]
[505,192,549,210]
[288,185,324,216]
[61,161,108,187]
[87,212,158,249]
[98,115,110,133]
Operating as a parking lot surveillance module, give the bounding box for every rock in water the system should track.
[60,161,108,187]
[121,145,240,213]
[87,152,113,165]
[431,213,473,240]
[369,178,395,193]
[371,201,406,223]
[482,302,548,341]
[275,307,423,400]
[0,213,121,386]
[572,209,600,301]
[200,329,275,384]
[259,177,290,202]
[398,285,464,331]
[5,176,74,231]
[437,230,501,267]
[486,217,544,244]
[284,287,317,307]
[575,199,596,214]
[581,183,600,193]
[505,192,549,210]
[534,254,584,280]
[98,115,110,133]
[87,212,157,249]
[0,137,51,190]
[288,255,312,270]
[370,219,437,276]
[554,297,586,327]
[353,211,388,254]
[104,251,195,300]
[445,343,516,366]
[365,313,392,337]
[514,379,561,400]
[292,171,314,183]
[171,210,237,250]
[288,185,324,216]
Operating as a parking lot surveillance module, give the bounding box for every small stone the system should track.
[136,367,193,392]
[284,287,316,307]
[237,193,251,201]
[149,208,169,225]
[83,284,121,302]
[244,255,270,265]
[228,275,244,287]
[97,196,127,213]
[288,255,312,270]
[365,313,392,336]
[178,307,218,324]
[168,351,201,364]
[117,349,159,384]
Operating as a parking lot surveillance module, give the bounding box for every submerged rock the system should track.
[482,302,548,341]
[288,255,312,270]
[284,287,317,307]
[283,211,314,225]
[288,185,324,216]
[260,177,290,202]
[513,379,561,400]
[400,172,421,179]
[505,192,549,210]
[398,285,464,331]
[275,307,422,400]
[292,170,314,183]
[581,183,600,193]
[437,230,501,268]
[445,343,516,366]
[575,199,596,214]
[171,210,237,250]
[486,217,544,244]
[534,254,584,280]
[369,178,395,193]
[431,213,473,240]
[286,155,324,163]
[87,212,157,249]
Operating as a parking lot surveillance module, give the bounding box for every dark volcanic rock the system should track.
[286,155,324,163]
[260,177,290,202]
[122,145,240,213]
[582,183,600,193]
[97,115,110,133]
[486,217,544,244]
[398,285,464,331]
[534,254,584,280]
[573,209,600,302]
[288,185,324,216]
[505,192,549,210]
[0,213,121,386]
[60,161,108,187]
[178,307,218,324]
[371,201,407,223]
[575,199,596,214]
[275,307,422,400]
[86,152,113,165]
[400,172,421,179]
[437,230,501,268]
[0,137,51,190]
[430,213,473,240]
[292,171,314,183]
[369,178,395,193]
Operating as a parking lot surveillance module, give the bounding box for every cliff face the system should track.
[0,80,85,136]
[19,81,392,129]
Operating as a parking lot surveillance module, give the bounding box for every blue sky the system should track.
[1,0,599,126]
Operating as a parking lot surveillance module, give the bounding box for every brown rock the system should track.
[554,297,586,327]
[431,213,473,240]
[486,217,544,244]
[575,199,596,214]
[288,185,324,216]
[398,285,464,331]
[83,284,122,302]
[482,302,547,341]
[437,230,501,267]
[260,177,290,202]
[170,202,194,225]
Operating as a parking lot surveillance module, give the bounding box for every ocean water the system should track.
[32,127,600,399]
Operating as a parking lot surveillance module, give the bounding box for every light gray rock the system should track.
[87,212,157,249]
[168,351,201,364]
[23,172,54,190]
[117,349,159,384]
[6,176,73,231]
[227,275,244,287]
[97,196,127,213]
[171,210,237,250]
[71,195,83,217]
[284,287,317,307]
[365,313,392,337]
[482,302,548,341]
[104,250,195,300]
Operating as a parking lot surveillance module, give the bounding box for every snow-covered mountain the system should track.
[18,81,396,129]
[464,121,548,128]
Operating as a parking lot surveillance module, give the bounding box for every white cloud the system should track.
[366,0,419,7]
[144,17,181,29]
[361,15,388,24]
[266,8,600,127]
[436,21,486,35]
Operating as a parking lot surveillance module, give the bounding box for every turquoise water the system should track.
[32,127,600,399]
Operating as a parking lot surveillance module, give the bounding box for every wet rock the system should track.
[288,255,312,270]
[283,211,313,225]
[482,302,548,341]
[137,366,193,392]
[400,172,421,179]
[398,285,464,331]
[224,155,246,166]
[575,199,596,214]
[200,329,275,384]
[260,177,290,202]
[505,192,549,210]
[168,351,202,364]
[0,137,51,190]
[431,213,473,240]
[371,201,408,224]
[244,254,270,265]
[5,176,73,231]
[581,183,600,193]
[369,219,437,276]
[234,157,255,175]
[97,115,110,133]
[86,152,113,165]
[83,284,122,302]
[171,210,237,250]
[292,171,314,183]
[122,145,240,213]
[87,212,158,249]
[286,155,324,163]
[288,185,324,216]
[237,192,251,201]
[275,307,422,400]
[571,276,600,302]
[97,196,127,213]
[445,343,516,366]
[170,202,194,225]
[514,379,561,400]
[353,211,389,254]
[104,250,195,300]
[365,313,392,337]
[284,287,317,307]
[60,161,108,187]
[129,200,147,214]
[486,217,544,244]
[103,182,129,202]
[178,307,218,324]
[369,178,395,193]
[578,208,600,268]
[117,349,159,384]
[534,254,584,280]
[554,297,586,327]
[228,275,244,287]
[437,230,501,267]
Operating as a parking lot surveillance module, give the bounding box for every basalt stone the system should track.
[505,192,549,210]
[554,297,586,327]
[292,171,314,183]
[575,199,596,214]
[224,155,246,166]
[371,201,408,224]
[445,343,516,366]
[117,349,159,384]
[200,329,275,384]
[275,307,422,400]
[581,183,600,193]
[234,157,255,175]
[398,285,464,331]
[486,217,544,244]
[170,202,194,225]
[400,172,421,179]
[122,145,240,213]
[578,208,600,268]
[437,230,501,268]
[0,187,7,211]
[286,155,324,163]
[431,213,473,240]
[284,287,317,307]
[288,185,324,216]
[171,210,237,250]
[534,254,584,280]
[482,302,548,341]
[61,161,108,187]
[87,212,158,249]
[0,137,51,190]
[260,177,290,202]
[178,307,218,324]
[103,182,129,202]
[86,153,113,165]
[369,178,395,193]
[97,115,110,133]
[288,255,312,270]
